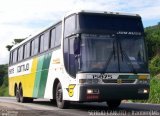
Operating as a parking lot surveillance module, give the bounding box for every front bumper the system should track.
[79,84,149,102]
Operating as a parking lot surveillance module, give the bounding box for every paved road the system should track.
[0,97,160,116]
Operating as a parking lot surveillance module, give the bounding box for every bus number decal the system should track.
[66,84,76,97]
[93,74,112,79]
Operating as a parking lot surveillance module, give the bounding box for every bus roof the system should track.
[64,10,140,18]
[10,10,140,51]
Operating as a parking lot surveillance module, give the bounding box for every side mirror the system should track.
[74,38,80,55]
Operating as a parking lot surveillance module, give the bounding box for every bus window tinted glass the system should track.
[40,35,44,52]
[13,49,17,63]
[31,37,39,56]
[78,13,143,32]
[51,28,56,48]
[9,52,13,64]
[18,46,23,61]
[44,31,49,51]
[31,40,34,56]
[55,23,62,47]
[24,42,30,59]
[64,15,76,37]
[34,38,39,54]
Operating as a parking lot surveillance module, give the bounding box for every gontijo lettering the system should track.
[17,63,29,73]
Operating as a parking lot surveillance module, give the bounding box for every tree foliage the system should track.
[145,25,160,59]
[149,55,160,76]
[0,64,8,86]
[6,38,26,51]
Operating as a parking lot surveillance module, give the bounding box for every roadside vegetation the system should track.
[0,76,9,96]
[147,76,160,103]
[0,23,160,104]
[0,64,9,96]
[135,23,160,104]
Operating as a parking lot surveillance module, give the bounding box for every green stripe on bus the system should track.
[33,55,44,97]
[118,75,138,79]
[37,53,52,97]
[32,53,52,98]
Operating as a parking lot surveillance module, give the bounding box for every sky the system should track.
[0,0,160,64]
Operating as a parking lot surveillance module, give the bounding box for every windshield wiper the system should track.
[101,40,116,73]
[119,41,137,74]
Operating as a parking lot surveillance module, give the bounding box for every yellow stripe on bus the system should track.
[9,58,38,97]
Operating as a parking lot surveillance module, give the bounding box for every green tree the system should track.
[145,25,160,59]
[6,38,26,51]
[0,64,8,86]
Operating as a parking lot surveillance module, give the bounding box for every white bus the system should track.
[8,10,150,109]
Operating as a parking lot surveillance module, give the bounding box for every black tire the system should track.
[106,100,121,109]
[19,86,25,103]
[50,99,56,104]
[56,83,69,109]
[16,86,20,102]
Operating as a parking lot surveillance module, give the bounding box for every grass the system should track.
[147,76,160,103]
[133,75,160,104]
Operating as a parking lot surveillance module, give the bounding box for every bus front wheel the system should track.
[56,83,69,109]
[106,100,121,109]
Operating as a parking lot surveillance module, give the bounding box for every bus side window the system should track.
[31,37,39,56]
[31,40,35,56]
[24,42,30,59]
[40,35,44,52]
[18,46,24,61]
[50,28,56,48]
[44,31,50,51]
[64,14,76,37]
[9,52,13,65]
[40,31,50,52]
[12,49,17,64]
[55,23,62,47]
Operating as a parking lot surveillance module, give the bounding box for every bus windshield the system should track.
[80,34,148,73]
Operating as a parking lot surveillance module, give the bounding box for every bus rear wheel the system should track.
[16,86,20,102]
[56,83,69,109]
[106,100,121,109]
[19,86,33,103]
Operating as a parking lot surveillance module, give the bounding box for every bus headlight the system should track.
[138,89,149,94]
[87,89,99,94]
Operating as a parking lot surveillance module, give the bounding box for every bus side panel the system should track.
[32,53,52,98]
[44,50,63,99]
[8,58,38,97]
[44,49,80,101]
